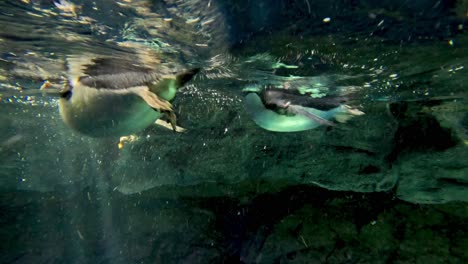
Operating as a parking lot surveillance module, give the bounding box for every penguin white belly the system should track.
[244,93,340,132]
[59,86,162,137]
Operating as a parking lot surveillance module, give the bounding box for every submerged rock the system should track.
[1,82,466,204]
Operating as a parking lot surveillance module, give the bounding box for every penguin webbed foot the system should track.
[287,104,336,127]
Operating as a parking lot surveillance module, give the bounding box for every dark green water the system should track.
[1,0,467,263]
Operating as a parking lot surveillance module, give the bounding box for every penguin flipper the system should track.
[334,105,365,123]
[155,119,186,133]
[132,87,180,132]
[166,111,178,132]
[133,88,173,112]
[287,104,335,127]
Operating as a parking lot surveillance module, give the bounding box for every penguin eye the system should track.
[60,90,72,100]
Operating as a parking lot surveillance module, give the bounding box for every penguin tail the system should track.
[175,68,200,87]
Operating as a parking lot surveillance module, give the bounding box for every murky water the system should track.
[1,0,467,263]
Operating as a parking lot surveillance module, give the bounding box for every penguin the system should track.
[243,86,364,132]
[58,55,199,137]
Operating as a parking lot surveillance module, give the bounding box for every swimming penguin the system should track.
[243,86,364,132]
[58,55,199,137]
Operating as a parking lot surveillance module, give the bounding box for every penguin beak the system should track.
[38,80,66,98]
